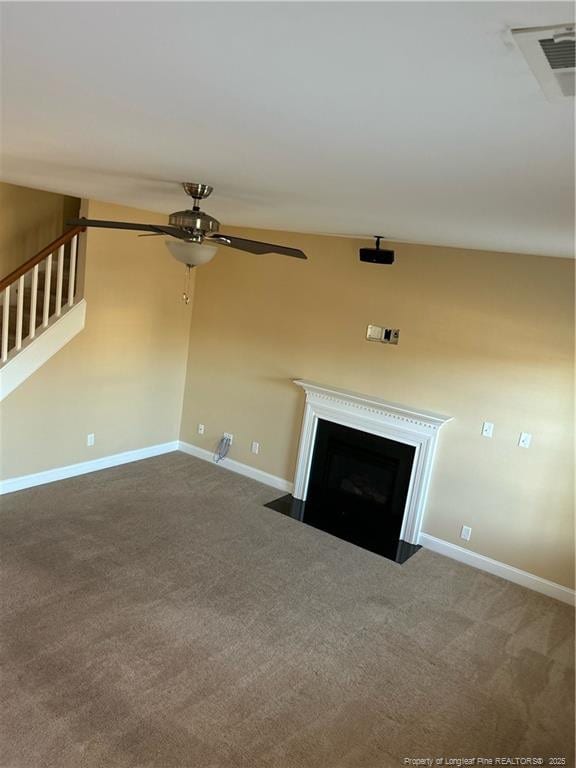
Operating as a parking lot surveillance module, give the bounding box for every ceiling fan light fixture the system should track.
[165,240,219,267]
[67,182,307,260]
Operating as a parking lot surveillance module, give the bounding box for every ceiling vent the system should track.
[511,23,575,101]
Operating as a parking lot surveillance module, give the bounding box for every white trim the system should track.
[0,441,179,495]
[1,285,10,362]
[178,441,293,493]
[419,533,575,606]
[293,380,452,429]
[292,379,452,544]
[0,299,87,401]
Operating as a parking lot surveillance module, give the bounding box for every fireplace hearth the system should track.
[265,493,422,564]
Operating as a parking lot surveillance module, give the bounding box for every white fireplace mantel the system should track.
[292,380,452,544]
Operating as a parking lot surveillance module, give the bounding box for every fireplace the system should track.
[265,380,452,564]
[304,420,416,559]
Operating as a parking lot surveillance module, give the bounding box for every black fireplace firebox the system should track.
[265,419,422,564]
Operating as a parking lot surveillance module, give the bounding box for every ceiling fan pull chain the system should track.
[181,265,191,304]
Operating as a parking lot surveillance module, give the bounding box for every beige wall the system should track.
[0,199,193,478]
[180,227,575,589]
[0,182,80,276]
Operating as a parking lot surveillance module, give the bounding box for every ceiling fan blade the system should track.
[208,233,306,259]
[137,233,163,238]
[67,217,187,239]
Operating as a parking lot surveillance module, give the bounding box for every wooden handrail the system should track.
[0,226,85,292]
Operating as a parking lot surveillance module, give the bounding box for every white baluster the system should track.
[55,244,64,317]
[15,275,25,351]
[1,285,10,363]
[68,234,77,307]
[43,253,52,328]
[29,264,39,339]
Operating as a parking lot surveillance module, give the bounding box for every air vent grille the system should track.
[511,23,575,101]
[539,38,575,70]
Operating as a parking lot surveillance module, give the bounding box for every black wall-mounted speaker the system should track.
[359,247,395,264]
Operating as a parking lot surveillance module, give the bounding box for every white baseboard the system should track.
[0,441,180,495]
[419,532,575,606]
[1,439,291,496]
[178,440,293,493]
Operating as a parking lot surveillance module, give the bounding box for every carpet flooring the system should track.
[1,452,574,768]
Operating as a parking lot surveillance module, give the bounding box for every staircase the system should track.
[0,227,86,399]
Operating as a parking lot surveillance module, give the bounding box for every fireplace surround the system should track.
[291,380,452,548]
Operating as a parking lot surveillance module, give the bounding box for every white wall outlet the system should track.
[251,441,260,455]
[224,432,234,445]
[197,423,205,435]
[460,525,472,541]
[518,432,532,448]
[86,433,95,447]
[481,422,494,438]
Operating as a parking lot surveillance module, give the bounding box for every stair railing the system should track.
[0,226,85,364]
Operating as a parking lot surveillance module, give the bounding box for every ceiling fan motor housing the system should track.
[168,209,220,240]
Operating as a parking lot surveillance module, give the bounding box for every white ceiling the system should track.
[1,2,574,258]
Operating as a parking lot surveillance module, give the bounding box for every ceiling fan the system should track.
[68,182,307,266]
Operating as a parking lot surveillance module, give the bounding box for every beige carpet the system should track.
[1,452,574,767]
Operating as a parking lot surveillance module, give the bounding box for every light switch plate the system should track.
[366,324,382,341]
[482,422,494,438]
[518,432,532,448]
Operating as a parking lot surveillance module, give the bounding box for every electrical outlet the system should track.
[251,441,260,455]
[86,433,95,447]
[224,432,234,445]
[197,423,205,435]
[482,422,494,438]
[460,525,472,542]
